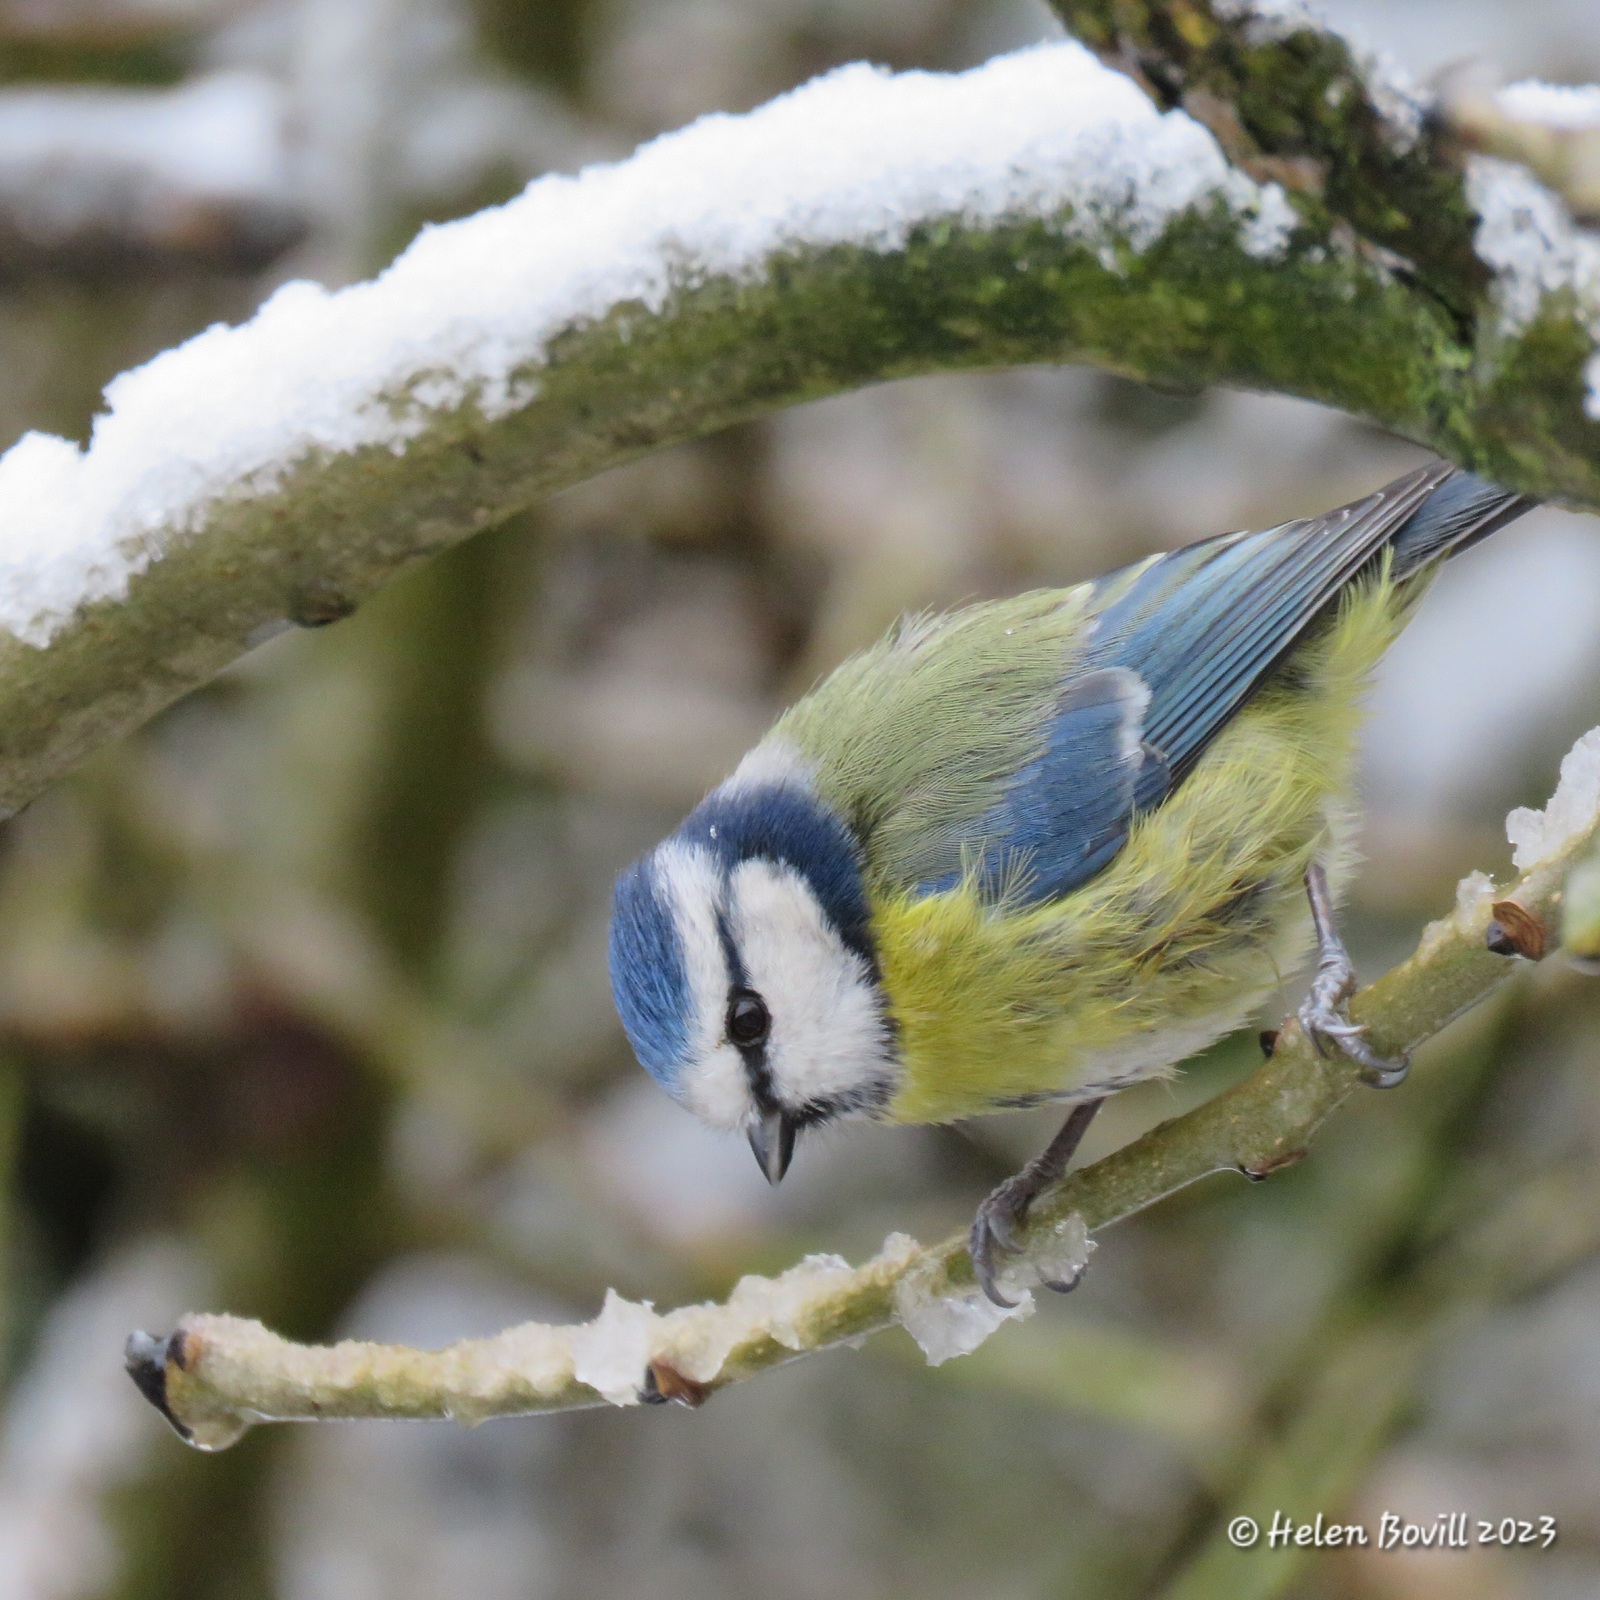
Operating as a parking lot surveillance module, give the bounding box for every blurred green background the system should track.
[0,1,1598,1597]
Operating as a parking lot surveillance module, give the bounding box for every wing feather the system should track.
[917,667,1152,900]
[1094,462,1453,803]
[933,463,1516,905]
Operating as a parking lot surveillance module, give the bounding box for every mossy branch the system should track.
[123,729,1600,1449]
[1043,0,1600,489]
[1046,0,1493,316]
[0,14,1593,826]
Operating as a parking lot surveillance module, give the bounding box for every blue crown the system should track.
[608,853,690,1090]
[608,784,876,1089]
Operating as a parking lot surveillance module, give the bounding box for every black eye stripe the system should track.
[713,906,749,990]
[677,786,878,976]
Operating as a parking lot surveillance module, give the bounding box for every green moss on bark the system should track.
[1051,0,1489,319]
[0,174,1593,826]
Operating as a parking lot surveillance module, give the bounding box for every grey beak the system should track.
[747,1109,797,1185]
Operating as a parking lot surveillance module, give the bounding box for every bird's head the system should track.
[608,767,898,1183]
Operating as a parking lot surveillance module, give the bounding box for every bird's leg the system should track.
[969,1098,1104,1309]
[1295,861,1410,1089]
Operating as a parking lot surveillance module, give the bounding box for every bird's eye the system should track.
[726,991,770,1048]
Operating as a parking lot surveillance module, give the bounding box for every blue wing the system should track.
[918,667,1159,900]
[922,463,1527,906]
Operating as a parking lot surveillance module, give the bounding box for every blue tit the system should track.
[608,462,1533,1303]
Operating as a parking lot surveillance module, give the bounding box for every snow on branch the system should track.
[0,26,1593,823]
[0,42,1294,651]
[125,729,1600,1449]
[1049,0,1600,422]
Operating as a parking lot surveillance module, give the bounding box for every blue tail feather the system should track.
[1388,470,1533,578]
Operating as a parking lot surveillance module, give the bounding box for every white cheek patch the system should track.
[726,858,891,1111]
[678,1039,753,1132]
[652,841,749,1131]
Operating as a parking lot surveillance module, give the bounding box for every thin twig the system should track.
[123,730,1600,1449]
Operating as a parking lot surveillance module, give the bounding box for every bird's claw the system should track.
[969,1178,1088,1307]
[1297,861,1410,1089]
[1313,1019,1365,1040]
[969,1098,1105,1306]
[1297,973,1409,1089]
[969,1178,1030,1308]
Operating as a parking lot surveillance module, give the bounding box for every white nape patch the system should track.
[650,841,746,1129]
[721,738,814,796]
[726,858,893,1113]
[0,39,1296,649]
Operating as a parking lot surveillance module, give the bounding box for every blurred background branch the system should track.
[1445,81,1600,223]
[0,72,306,276]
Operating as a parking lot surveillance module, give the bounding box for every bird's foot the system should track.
[969,1179,1090,1308]
[1297,977,1409,1088]
[1297,863,1410,1090]
[969,1176,1026,1310]
[968,1099,1103,1307]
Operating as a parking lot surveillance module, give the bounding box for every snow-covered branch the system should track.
[124,729,1600,1448]
[0,29,1594,823]
[1049,0,1493,315]
[1048,0,1600,445]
